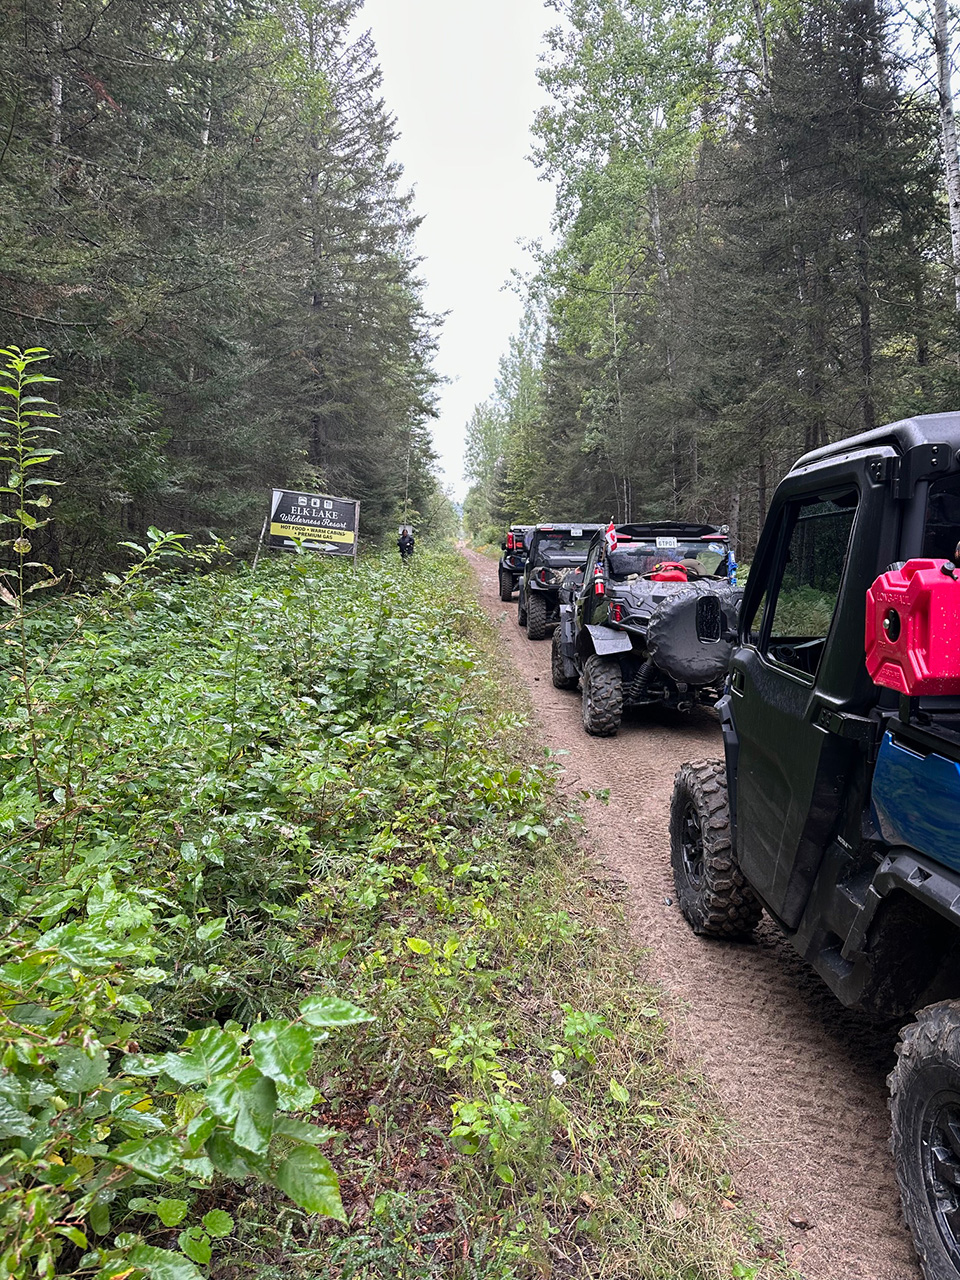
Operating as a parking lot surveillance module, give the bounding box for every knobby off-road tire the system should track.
[526,592,549,640]
[669,760,761,939]
[581,653,622,736]
[551,631,579,690]
[889,1002,960,1280]
[499,569,514,602]
[517,592,527,628]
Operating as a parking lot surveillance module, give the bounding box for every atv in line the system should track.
[517,524,602,640]
[668,415,960,1280]
[552,522,740,736]
[498,526,534,601]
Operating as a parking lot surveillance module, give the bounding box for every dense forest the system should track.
[464,0,960,555]
[0,0,443,576]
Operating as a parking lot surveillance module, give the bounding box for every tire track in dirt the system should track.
[465,547,919,1280]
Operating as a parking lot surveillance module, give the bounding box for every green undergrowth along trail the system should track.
[474,542,502,560]
[0,547,787,1279]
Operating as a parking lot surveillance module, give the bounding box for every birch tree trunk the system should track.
[199,28,215,149]
[935,0,960,312]
[649,181,683,514]
[750,0,772,86]
[610,290,631,522]
[50,1,63,181]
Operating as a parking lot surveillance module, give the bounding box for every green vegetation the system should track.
[0,1,444,571]
[0,464,785,1274]
[770,586,839,640]
[465,0,955,554]
[2,347,374,1277]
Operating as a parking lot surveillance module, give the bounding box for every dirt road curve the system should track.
[464,549,920,1280]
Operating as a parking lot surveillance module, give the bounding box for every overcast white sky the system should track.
[353,0,557,500]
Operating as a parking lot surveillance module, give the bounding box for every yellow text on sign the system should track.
[270,522,355,544]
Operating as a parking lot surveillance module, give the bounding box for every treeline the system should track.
[464,0,959,555]
[0,0,442,576]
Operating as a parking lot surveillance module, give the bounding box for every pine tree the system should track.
[0,0,441,573]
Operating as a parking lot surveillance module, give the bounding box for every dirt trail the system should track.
[465,548,919,1280]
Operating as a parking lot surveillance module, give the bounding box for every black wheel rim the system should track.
[921,1088,960,1266]
[680,802,704,889]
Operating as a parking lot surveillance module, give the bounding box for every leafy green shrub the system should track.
[0,493,564,1275]
[0,348,373,1278]
[473,523,506,550]
[771,583,837,636]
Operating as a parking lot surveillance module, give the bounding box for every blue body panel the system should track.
[872,732,960,872]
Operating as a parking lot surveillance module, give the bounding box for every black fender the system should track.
[558,604,577,659]
[788,842,960,1015]
[846,848,960,954]
[716,690,740,841]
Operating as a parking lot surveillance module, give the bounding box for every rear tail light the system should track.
[612,603,622,622]
[506,533,515,550]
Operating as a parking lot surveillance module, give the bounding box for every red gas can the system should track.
[650,562,689,582]
[865,559,960,694]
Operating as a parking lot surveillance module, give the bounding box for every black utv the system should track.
[517,524,603,640]
[668,415,960,1280]
[553,522,740,736]
[497,526,534,601]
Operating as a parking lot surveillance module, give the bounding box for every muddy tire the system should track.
[526,592,548,640]
[517,592,527,627]
[669,760,761,938]
[551,631,578,690]
[889,1002,960,1280]
[499,568,514,602]
[581,653,622,736]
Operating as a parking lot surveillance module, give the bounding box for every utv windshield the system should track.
[607,540,728,579]
[531,533,596,567]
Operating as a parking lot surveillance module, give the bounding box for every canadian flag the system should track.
[604,521,618,553]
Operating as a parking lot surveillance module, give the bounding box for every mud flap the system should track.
[559,605,576,654]
[586,623,633,656]
[558,605,579,677]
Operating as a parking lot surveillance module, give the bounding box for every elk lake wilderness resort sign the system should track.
[267,489,360,559]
